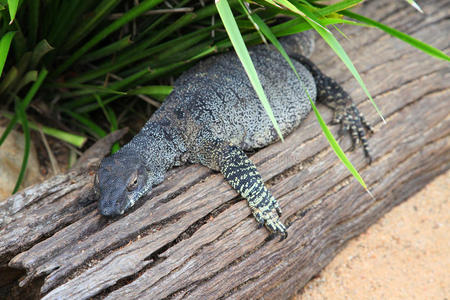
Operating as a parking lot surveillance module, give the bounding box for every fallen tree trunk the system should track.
[1,0,449,299]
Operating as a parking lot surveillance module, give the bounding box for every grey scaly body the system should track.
[95,32,372,237]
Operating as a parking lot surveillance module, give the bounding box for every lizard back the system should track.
[151,44,317,151]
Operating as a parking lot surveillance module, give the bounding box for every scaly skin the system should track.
[95,32,372,237]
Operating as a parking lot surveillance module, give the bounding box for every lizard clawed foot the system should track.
[252,206,288,240]
[335,104,373,164]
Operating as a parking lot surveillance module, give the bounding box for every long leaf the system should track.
[12,101,30,194]
[54,0,164,76]
[62,109,107,138]
[343,10,450,61]
[7,0,18,24]
[30,39,54,69]
[310,98,367,189]
[404,0,423,13]
[2,111,87,147]
[302,14,385,122]
[129,85,173,98]
[63,0,122,51]
[216,0,284,141]
[0,68,48,146]
[0,65,18,94]
[55,82,127,98]
[316,0,363,16]
[80,35,132,63]
[249,12,368,190]
[0,31,15,77]
[14,70,37,92]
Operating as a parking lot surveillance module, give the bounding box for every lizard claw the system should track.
[339,104,373,163]
[253,207,288,240]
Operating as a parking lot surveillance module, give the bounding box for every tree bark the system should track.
[1,0,449,299]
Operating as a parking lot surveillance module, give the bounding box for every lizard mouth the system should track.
[98,201,122,217]
[98,194,128,217]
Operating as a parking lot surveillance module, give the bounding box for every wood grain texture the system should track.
[1,0,449,299]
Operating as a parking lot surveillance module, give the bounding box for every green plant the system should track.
[0,0,448,194]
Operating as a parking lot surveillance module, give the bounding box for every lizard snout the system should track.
[98,198,123,217]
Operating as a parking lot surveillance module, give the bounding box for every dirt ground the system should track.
[295,170,449,300]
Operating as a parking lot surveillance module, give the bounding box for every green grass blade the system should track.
[27,0,39,46]
[55,83,127,98]
[12,100,30,194]
[0,67,47,146]
[46,2,93,48]
[22,67,48,107]
[30,39,54,69]
[2,111,87,147]
[135,0,191,38]
[15,51,31,76]
[216,0,283,141]
[310,99,367,189]
[273,0,330,32]
[105,106,119,153]
[31,125,87,148]
[70,26,214,84]
[404,0,423,13]
[306,19,385,123]
[129,85,173,96]
[6,0,18,24]
[127,3,219,56]
[73,95,122,114]
[81,35,132,63]
[94,94,121,152]
[0,31,15,77]
[94,94,111,124]
[14,70,37,92]
[108,68,150,90]
[0,65,18,94]
[54,0,164,76]
[264,2,384,122]
[0,107,18,147]
[63,0,122,51]
[250,12,368,190]
[343,10,450,61]
[62,109,107,138]
[316,0,363,16]
[10,18,27,58]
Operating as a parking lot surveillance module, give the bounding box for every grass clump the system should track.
[0,0,448,193]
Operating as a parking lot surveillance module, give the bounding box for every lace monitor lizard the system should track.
[94,31,373,238]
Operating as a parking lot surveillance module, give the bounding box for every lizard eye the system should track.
[127,172,139,191]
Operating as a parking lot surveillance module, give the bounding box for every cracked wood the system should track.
[0,0,449,299]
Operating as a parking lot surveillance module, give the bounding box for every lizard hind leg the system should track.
[292,55,374,163]
[216,142,287,239]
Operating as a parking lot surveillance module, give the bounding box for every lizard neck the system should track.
[119,120,186,185]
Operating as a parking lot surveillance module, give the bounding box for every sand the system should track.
[296,170,449,300]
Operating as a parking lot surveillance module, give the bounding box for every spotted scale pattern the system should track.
[219,143,286,238]
[96,32,374,238]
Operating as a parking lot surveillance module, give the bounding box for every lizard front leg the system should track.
[192,137,287,238]
[218,143,287,238]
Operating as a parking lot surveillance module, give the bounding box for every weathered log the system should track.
[1,0,449,299]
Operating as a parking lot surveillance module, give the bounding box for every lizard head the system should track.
[95,154,152,217]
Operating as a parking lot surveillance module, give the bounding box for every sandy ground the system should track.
[295,170,449,300]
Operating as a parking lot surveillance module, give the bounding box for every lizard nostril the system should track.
[98,202,119,217]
